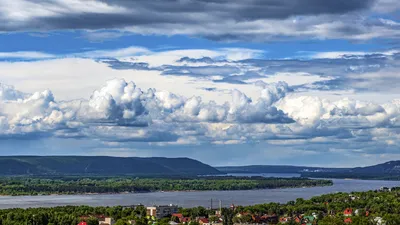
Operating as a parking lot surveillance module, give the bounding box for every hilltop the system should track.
[0,156,221,176]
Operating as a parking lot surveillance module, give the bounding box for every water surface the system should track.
[0,176,399,209]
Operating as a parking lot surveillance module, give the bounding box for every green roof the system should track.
[303,216,315,221]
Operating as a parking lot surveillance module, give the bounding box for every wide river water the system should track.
[1,174,400,209]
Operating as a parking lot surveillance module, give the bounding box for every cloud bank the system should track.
[0,0,399,41]
[1,77,400,160]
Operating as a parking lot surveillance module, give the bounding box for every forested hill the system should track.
[217,161,400,178]
[0,156,221,176]
[351,161,400,174]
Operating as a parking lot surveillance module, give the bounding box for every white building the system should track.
[99,217,115,225]
[147,204,179,219]
[374,217,386,225]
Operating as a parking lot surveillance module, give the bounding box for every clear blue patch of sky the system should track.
[0,30,396,59]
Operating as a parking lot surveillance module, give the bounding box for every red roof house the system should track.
[78,222,87,225]
[344,208,353,216]
[172,213,183,219]
[252,215,260,223]
[180,217,191,223]
[280,217,289,223]
[344,217,352,223]
[199,218,210,225]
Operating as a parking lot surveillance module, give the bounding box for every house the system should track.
[344,218,352,224]
[169,221,180,225]
[210,216,223,224]
[294,216,302,223]
[79,215,115,225]
[344,208,353,216]
[279,217,291,223]
[259,215,278,223]
[302,215,315,225]
[374,217,386,225]
[311,212,318,219]
[78,222,87,225]
[172,213,184,219]
[380,187,391,192]
[349,194,359,201]
[199,218,210,225]
[99,217,115,225]
[180,217,191,224]
[147,204,179,219]
[251,215,260,223]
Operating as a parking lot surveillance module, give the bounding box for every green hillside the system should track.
[0,156,221,176]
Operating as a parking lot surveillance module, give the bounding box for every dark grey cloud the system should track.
[0,0,376,35]
[48,0,374,28]
[201,87,218,92]
[101,49,400,89]
[163,65,241,77]
[177,57,226,64]
[242,55,389,76]
[101,59,159,71]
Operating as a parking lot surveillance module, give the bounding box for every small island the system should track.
[0,176,332,196]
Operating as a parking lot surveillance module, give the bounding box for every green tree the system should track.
[86,218,99,225]
[222,208,234,225]
[318,216,345,225]
[115,219,130,225]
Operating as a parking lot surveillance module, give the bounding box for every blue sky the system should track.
[0,31,394,59]
[0,0,400,167]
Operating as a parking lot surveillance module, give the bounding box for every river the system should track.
[0,175,399,209]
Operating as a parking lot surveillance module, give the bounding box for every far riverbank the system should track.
[0,178,398,209]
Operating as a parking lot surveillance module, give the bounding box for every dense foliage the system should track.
[232,187,400,225]
[0,205,148,225]
[0,176,332,195]
[1,187,400,224]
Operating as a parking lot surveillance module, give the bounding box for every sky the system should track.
[0,0,400,167]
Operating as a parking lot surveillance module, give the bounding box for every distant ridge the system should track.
[351,161,400,174]
[217,161,400,177]
[0,156,221,176]
[216,165,349,174]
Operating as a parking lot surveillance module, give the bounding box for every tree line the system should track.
[0,176,332,195]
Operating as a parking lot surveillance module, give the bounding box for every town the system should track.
[76,187,395,225]
[76,203,385,225]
